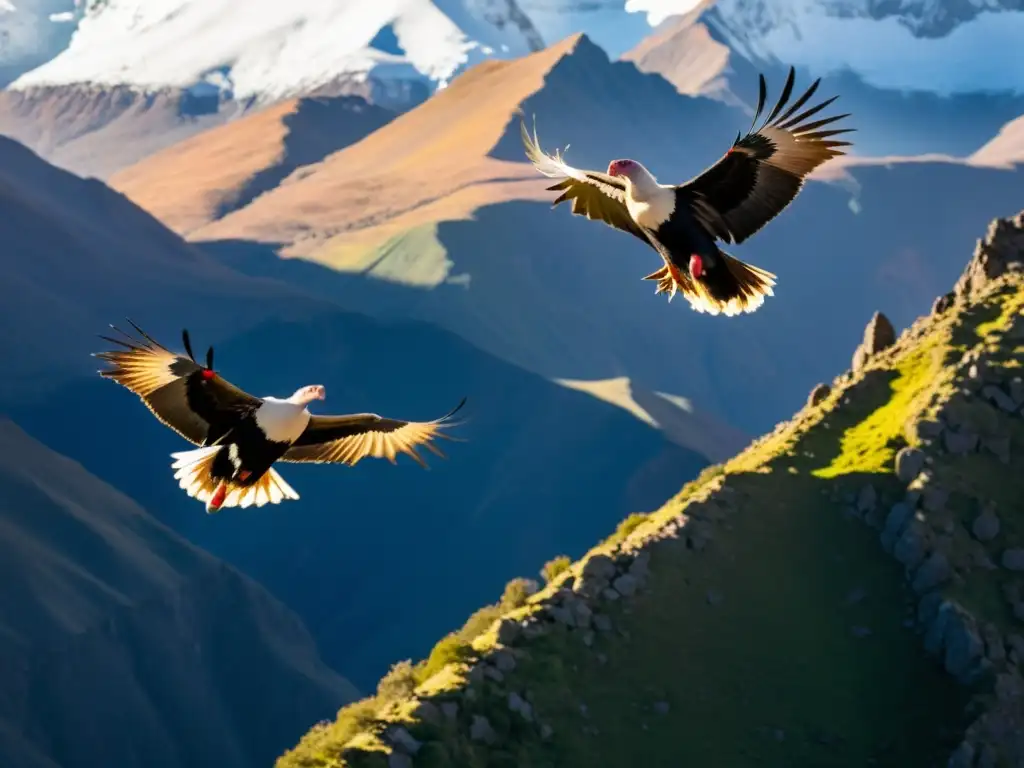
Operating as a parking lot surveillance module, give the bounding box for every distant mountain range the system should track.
[3,0,1023,175]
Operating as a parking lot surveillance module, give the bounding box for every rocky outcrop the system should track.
[954,211,1024,302]
[851,311,896,372]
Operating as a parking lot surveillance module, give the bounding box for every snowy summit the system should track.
[10,0,548,101]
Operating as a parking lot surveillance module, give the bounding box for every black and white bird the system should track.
[522,66,855,317]
[94,321,466,513]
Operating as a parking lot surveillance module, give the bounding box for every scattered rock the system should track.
[582,554,617,582]
[852,625,872,638]
[441,701,459,721]
[706,589,724,606]
[894,521,929,570]
[932,292,953,315]
[852,312,896,371]
[593,614,613,633]
[913,552,952,594]
[484,666,504,683]
[1001,549,1024,571]
[508,692,533,721]
[653,701,670,715]
[1010,377,1024,406]
[386,727,422,755]
[602,588,620,602]
[915,419,944,440]
[894,447,926,483]
[982,384,1018,413]
[944,429,979,455]
[922,486,950,513]
[1007,634,1024,663]
[540,723,553,740]
[470,715,497,744]
[808,383,831,407]
[491,649,517,673]
[549,606,575,627]
[411,700,442,726]
[881,503,914,554]
[972,507,1001,542]
[572,601,593,629]
[943,605,985,683]
[496,618,521,646]
[388,753,414,768]
[612,573,638,598]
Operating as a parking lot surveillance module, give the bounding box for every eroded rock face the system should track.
[954,212,1024,301]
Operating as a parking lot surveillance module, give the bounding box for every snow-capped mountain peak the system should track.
[10,0,547,101]
[704,0,1024,95]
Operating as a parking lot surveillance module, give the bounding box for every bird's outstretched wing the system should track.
[678,66,855,245]
[280,398,467,467]
[94,320,262,446]
[521,118,652,245]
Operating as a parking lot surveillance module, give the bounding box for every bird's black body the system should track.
[207,415,293,488]
[522,65,856,316]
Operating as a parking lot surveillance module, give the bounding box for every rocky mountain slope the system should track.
[0,131,708,693]
[278,209,1024,767]
[0,418,356,768]
[110,94,396,230]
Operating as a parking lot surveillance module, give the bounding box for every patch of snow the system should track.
[48,10,74,20]
[709,0,1024,95]
[10,0,543,100]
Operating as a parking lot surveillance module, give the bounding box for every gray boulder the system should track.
[1001,549,1024,571]
[881,503,914,554]
[894,447,926,483]
[470,715,497,744]
[944,429,979,455]
[972,507,1001,542]
[912,552,952,593]
[982,384,1018,413]
[893,522,929,570]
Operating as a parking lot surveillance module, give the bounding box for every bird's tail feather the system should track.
[643,251,776,317]
[169,446,300,513]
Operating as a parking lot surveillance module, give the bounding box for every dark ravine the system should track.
[0,418,357,768]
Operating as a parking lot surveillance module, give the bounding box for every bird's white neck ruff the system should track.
[627,183,676,229]
[255,397,312,444]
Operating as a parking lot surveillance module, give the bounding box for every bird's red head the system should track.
[201,369,216,381]
[607,159,639,178]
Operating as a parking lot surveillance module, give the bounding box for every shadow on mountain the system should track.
[711,54,1024,158]
[9,304,706,691]
[0,419,356,768]
[211,96,396,219]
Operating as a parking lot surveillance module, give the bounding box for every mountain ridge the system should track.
[278,209,1024,767]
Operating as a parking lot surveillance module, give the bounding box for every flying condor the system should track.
[522,66,855,317]
[94,320,466,513]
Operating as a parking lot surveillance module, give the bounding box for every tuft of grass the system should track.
[541,555,572,584]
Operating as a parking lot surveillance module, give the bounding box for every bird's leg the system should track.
[642,256,682,301]
[206,482,228,514]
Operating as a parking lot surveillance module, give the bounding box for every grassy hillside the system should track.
[278,211,1024,767]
